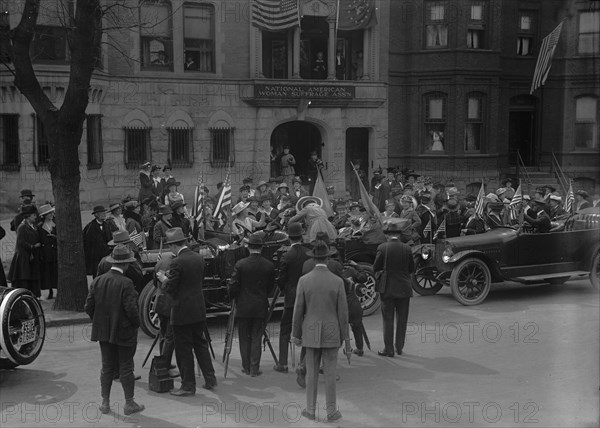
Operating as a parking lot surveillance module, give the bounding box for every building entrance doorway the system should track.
[270,121,322,182]
[509,96,537,166]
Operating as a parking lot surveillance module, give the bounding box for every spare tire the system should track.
[0,287,46,367]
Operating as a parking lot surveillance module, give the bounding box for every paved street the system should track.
[1,279,598,427]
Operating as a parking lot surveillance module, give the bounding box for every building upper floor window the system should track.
[140,0,173,70]
[183,4,215,73]
[124,121,151,169]
[0,114,20,170]
[575,96,598,149]
[425,1,448,49]
[465,93,485,152]
[34,115,50,169]
[86,115,103,169]
[578,11,599,54]
[517,11,536,56]
[424,93,447,152]
[467,2,486,49]
[32,25,68,63]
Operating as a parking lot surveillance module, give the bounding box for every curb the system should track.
[46,317,91,328]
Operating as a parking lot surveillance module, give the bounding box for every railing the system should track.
[550,151,569,195]
[516,150,534,193]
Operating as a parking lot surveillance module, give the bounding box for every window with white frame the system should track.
[578,11,600,54]
[467,2,486,49]
[424,93,447,152]
[0,114,20,170]
[86,115,103,168]
[425,2,448,49]
[184,4,215,72]
[140,0,173,70]
[575,97,598,149]
[465,94,484,152]
[517,11,536,56]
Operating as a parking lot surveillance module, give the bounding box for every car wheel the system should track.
[450,258,491,306]
[0,288,45,366]
[138,282,159,339]
[590,249,600,290]
[412,265,444,296]
[355,263,381,317]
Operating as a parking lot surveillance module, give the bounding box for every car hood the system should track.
[442,227,517,251]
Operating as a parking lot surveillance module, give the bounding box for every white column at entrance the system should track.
[362,29,370,80]
[293,26,300,79]
[327,18,336,80]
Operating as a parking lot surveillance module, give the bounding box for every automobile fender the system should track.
[447,250,503,280]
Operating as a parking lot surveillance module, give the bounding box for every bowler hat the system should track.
[158,205,173,216]
[38,204,55,217]
[287,222,304,238]
[246,232,264,246]
[306,241,336,258]
[164,227,187,245]
[108,230,132,246]
[92,205,107,215]
[171,200,186,211]
[165,177,180,187]
[20,189,35,198]
[106,244,136,264]
[296,196,323,211]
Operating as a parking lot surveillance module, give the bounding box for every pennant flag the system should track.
[351,161,382,223]
[564,181,575,214]
[423,218,432,238]
[130,231,145,249]
[530,20,564,94]
[214,173,232,228]
[312,173,334,217]
[433,218,446,241]
[509,184,523,221]
[337,0,378,31]
[191,177,205,225]
[252,0,300,32]
[474,180,486,218]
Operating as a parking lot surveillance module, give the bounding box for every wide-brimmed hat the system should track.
[165,177,180,188]
[496,187,507,196]
[171,200,186,211]
[306,241,336,258]
[277,182,289,190]
[447,187,460,196]
[246,232,264,246]
[485,193,501,203]
[296,196,323,211]
[164,227,187,245]
[123,200,139,209]
[20,189,35,198]
[232,201,250,216]
[106,244,136,264]
[406,171,420,179]
[108,202,122,212]
[92,205,107,215]
[287,222,304,238]
[576,190,589,199]
[108,230,132,246]
[158,205,173,216]
[256,180,268,188]
[38,204,55,217]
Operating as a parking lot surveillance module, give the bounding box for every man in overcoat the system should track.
[84,245,144,416]
[156,228,216,396]
[373,221,415,357]
[228,233,275,376]
[83,206,113,277]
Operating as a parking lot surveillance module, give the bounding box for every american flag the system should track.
[530,20,564,95]
[564,181,575,214]
[433,218,446,241]
[191,177,205,225]
[130,231,145,249]
[252,0,300,32]
[474,181,486,218]
[214,173,232,228]
[509,184,523,221]
[423,218,432,238]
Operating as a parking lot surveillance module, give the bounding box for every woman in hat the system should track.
[138,162,154,204]
[231,202,266,240]
[289,196,337,242]
[8,205,42,297]
[123,200,143,235]
[170,200,191,238]
[164,178,184,206]
[37,204,58,299]
[398,195,422,244]
[280,146,296,186]
[246,197,262,222]
[383,199,399,219]
[107,202,127,232]
[275,182,290,210]
[575,190,591,212]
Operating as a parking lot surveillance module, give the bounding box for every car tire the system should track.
[450,258,491,306]
[0,288,46,366]
[355,263,381,317]
[138,281,159,339]
[590,249,600,290]
[412,264,444,296]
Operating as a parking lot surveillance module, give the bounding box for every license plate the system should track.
[17,320,36,346]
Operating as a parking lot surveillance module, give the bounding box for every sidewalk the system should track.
[1,210,95,328]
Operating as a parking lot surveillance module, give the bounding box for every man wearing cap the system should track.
[306,151,324,194]
[156,228,217,395]
[373,221,415,357]
[10,189,37,232]
[548,194,567,220]
[524,198,551,233]
[291,241,350,422]
[575,190,591,212]
[228,233,275,377]
[281,146,296,185]
[138,162,154,204]
[274,223,310,374]
[153,205,174,247]
[85,245,144,416]
[83,206,113,278]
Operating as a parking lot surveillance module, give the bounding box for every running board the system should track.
[513,271,589,283]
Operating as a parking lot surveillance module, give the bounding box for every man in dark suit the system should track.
[10,189,37,231]
[274,223,309,374]
[156,228,217,396]
[83,206,113,277]
[229,233,276,377]
[292,241,350,422]
[524,198,552,233]
[84,245,144,416]
[373,221,415,357]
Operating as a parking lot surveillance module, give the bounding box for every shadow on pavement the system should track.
[0,368,78,404]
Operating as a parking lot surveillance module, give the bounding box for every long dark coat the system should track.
[138,171,154,203]
[229,253,275,319]
[8,221,41,282]
[38,224,58,290]
[373,238,415,300]
[83,220,112,276]
[277,243,310,308]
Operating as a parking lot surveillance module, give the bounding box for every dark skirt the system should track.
[40,260,58,290]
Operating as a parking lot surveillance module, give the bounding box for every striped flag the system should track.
[130,231,145,249]
[474,180,486,218]
[423,218,432,238]
[433,218,446,241]
[191,178,205,224]
[564,181,575,214]
[252,0,300,32]
[351,161,382,223]
[530,20,564,94]
[509,184,523,221]
[214,173,232,228]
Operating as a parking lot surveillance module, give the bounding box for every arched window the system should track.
[123,117,151,169]
[423,92,447,152]
[139,0,173,70]
[575,96,598,149]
